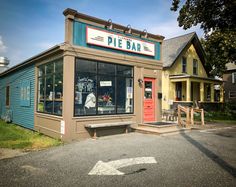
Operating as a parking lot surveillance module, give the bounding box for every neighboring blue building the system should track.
[0,64,35,129]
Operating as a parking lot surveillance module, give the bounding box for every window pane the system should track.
[46,62,54,75]
[38,78,45,112]
[97,76,115,114]
[76,59,97,74]
[145,81,152,99]
[6,86,10,106]
[117,65,133,77]
[98,62,115,75]
[193,59,198,75]
[232,72,236,83]
[45,76,53,113]
[75,74,97,115]
[54,73,63,115]
[55,60,63,73]
[54,73,63,100]
[38,65,45,77]
[117,77,133,113]
[182,57,187,73]
[53,101,62,115]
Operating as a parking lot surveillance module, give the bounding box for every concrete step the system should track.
[132,126,161,135]
[131,124,190,135]
[139,123,178,129]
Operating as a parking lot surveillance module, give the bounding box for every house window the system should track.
[5,86,10,106]
[182,57,187,73]
[37,59,63,116]
[74,58,134,116]
[232,72,236,83]
[193,59,198,75]
[229,91,236,98]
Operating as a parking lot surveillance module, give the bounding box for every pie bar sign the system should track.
[86,26,155,56]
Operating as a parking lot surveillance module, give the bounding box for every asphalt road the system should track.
[0,126,236,187]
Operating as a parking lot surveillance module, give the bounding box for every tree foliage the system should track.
[202,30,236,76]
[171,0,236,76]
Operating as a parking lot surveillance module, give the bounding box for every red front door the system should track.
[144,78,155,122]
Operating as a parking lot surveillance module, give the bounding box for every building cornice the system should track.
[63,8,165,42]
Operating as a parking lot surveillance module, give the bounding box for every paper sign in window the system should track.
[127,87,133,99]
[100,81,112,87]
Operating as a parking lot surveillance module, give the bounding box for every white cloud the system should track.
[0,35,7,53]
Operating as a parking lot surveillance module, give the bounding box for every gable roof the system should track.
[162,32,207,70]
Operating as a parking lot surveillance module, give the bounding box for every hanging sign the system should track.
[86,26,155,56]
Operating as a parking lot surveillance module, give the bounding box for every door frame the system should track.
[143,77,156,122]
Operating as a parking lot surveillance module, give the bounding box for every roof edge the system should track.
[0,44,63,77]
[164,32,196,41]
[166,32,197,69]
[63,8,165,41]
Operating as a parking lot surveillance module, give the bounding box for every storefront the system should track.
[0,8,164,141]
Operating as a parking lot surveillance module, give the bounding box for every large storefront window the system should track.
[74,59,134,116]
[37,59,63,116]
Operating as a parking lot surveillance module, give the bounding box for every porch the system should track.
[169,75,223,109]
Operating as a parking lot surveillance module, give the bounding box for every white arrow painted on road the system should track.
[88,157,157,175]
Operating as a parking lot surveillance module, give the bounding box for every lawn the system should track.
[195,110,236,124]
[0,120,62,150]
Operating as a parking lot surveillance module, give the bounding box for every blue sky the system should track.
[0,0,203,67]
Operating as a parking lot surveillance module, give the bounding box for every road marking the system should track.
[88,157,157,175]
[200,126,235,133]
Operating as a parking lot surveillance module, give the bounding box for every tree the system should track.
[171,0,236,76]
[202,30,236,76]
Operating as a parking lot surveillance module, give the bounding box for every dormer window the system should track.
[182,57,187,73]
[193,59,198,75]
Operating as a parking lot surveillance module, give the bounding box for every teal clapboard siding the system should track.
[73,21,161,60]
[0,65,35,129]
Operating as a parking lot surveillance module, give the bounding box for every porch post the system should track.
[220,85,224,102]
[211,83,214,102]
[186,79,191,101]
[200,82,204,102]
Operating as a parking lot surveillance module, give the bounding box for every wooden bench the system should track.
[85,121,134,138]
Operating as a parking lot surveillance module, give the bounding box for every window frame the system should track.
[193,59,198,75]
[182,57,187,73]
[37,59,63,116]
[74,58,134,117]
[5,85,10,107]
[232,72,236,84]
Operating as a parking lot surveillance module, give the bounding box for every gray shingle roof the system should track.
[162,32,196,68]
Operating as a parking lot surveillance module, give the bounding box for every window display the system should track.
[37,59,63,115]
[74,58,133,116]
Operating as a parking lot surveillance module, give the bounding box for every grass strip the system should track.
[0,120,62,150]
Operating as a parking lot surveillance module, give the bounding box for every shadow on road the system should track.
[180,132,236,178]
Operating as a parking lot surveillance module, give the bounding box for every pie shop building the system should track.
[0,8,164,141]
